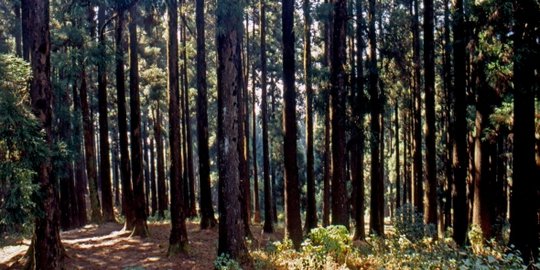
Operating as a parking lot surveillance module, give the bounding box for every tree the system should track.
[510,0,539,263]
[260,0,274,234]
[128,4,149,237]
[26,0,64,266]
[368,0,383,236]
[423,0,437,228]
[196,0,217,229]
[167,0,188,255]
[330,0,349,228]
[411,0,423,215]
[216,0,250,261]
[115,9,135,229]
[451,0,469,246]
[98,3,115,223]
[351,0,366,240]
[282,0,302,249]
[303,0,317,233]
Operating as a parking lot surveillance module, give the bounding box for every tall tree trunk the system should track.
[411,0,423,215]
[351,0,365,240]
[423,0,437,228]
[330,0,349,228]
[72,79,88,227]
[154,105,167,218]
[81,67,102,224]
[510,0,539,263]
[260,0,274,234]
[452,0,469,246]
[282,0,302,249]
[98,4,115,223]
[442,0,453,232]
[303,0,317,233]
[252,63,261,223]
[395,104,401,210]
[125,34,148,231]
[150,132,157,217]
[143,121,151,216]
[368,0,383,236]
[195,0,217,229]
[322,0,332,227]
[116,10,135,230]
[216,0,250,261]
[26,0,64,266]
[167,0,188,255]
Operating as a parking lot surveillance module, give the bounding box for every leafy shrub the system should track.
[214,253,243,270]
[393,203,436,241]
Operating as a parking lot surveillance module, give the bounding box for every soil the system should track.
[1,221,282,270]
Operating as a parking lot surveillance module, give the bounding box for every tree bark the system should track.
[167,0,188,255]
[452,0,469,246]
[98,4,115,223]
[368,0,383,236]
[154,105,168,218]
[260,0,274,234]
[216,0,250,261]
[330,0,349,228]
[26,0,64,266]
[195,0,217,229]
[149,130,157,217]
[510,0,539,263]
[423,0,437,228]
[411,0,423,215]
[115,10,135,230]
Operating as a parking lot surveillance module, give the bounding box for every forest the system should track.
[0,0,538,269]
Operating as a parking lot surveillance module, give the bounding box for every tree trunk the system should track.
[72,79,88,227]
[252,63,261,223]
[411,0,423,215]
[154,105,168,218]
[195,0,217,229]
[26,0,64,266]
[322,0,332,227]
[150,131,158,217]
[14,1,22,57]
[98,4,115,223]
[216,0,250,261]
[351,0,365,240]
[368,0,383,236]
[260,0,274,234]
[303,0,317,233]
[21,0,30,61]
[423,0,437,228]
[510,0,539,262]
[452,0,469,246]
[167,0,188,255]
[282,0,302,249]
[395,104,401,210]
[115,10,135,230]
[330,0,349,228]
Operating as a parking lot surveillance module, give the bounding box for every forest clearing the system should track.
[0,0,538,269]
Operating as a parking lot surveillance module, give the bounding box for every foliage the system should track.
[214,253,243,270]
[393,204,436,241]
[0,54,45,235]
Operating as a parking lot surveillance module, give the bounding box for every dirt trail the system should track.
[1,221,282,270]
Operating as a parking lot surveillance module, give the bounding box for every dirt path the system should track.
[1,221,282,270]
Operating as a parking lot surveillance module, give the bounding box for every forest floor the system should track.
[1,221,284,270]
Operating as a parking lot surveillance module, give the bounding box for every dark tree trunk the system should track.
[167,0,188,255]
[72,79,88,227]
[115,10,135,230]
[411,0,423,215]
[395,104,401,211]
[282,0,302,249]
[113,139,121,207]
[81,67,102,224]
[368,0,383,236]
[451,0,469,246]
[143,120,151,216]
[216,0,249,261]
[21,0,29,60]
[195,0,217,229]
[150,132,157,217]
[26,0,64,266]
[442,0,453,232]
[303,0,317,233]
[128,5,149,238]
[423,0,437,228]
[351,0,365,240]
[260,0,274,234]
[322,0,332,227]
[510,0,539,263]
[98,4,115,223]
[154,105,168,218]
[330,0,349,228]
